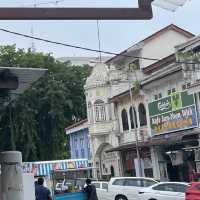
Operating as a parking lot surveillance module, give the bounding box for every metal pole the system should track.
[0,151,24,200]
[128,71,143,177]
[96,20,102,63]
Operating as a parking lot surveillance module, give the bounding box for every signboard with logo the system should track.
[148,91,198,135]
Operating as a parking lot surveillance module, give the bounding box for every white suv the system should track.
[108,177,158,200]
[92,181,109,200]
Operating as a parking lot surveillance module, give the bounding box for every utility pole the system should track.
[128,66,143,177]
[96,20,102,63]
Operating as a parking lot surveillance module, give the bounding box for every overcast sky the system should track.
[0,0,199,58]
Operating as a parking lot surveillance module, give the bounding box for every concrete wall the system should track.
[0,173,35,200]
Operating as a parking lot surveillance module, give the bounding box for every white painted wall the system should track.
[140,30,191,69]
[23,173,35,200]
[0,173,35,200]
[144,72,185,101]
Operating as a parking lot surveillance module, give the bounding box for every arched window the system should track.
[138,103,147,126]
[121,109,129,131]
[129,106,138,129]
[94,100,106,122]
[87,102,93,123]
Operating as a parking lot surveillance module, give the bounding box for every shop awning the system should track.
[106,128,200,153]
[106,141,151,153]
[23,159,91,177]
[149,128,200,146]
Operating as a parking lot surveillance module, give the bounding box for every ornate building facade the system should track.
[84,24,197,180]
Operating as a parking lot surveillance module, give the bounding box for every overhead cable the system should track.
[0,27,200,66]
[0,27,159,61]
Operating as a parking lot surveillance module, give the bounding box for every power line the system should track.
[0,27,200,66]
[0,27,159,62]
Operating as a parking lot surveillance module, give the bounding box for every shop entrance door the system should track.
[167,164,180,181]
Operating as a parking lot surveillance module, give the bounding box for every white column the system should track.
[0,151,24,200]
[150,147,161,180]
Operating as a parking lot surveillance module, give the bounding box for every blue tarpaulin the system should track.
[54,192,86,200]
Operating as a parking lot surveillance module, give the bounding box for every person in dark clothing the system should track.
[84,178,98,200]
[35,177,52,200]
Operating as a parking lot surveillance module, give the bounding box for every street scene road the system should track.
[0,1,200,200]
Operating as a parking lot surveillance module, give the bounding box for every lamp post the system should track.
[128,65,143,177]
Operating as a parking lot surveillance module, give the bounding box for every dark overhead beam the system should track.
[0,0,153,20]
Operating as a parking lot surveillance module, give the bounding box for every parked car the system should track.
[186,182,200,200]
[138,182,189,200]
[92,181,109,191]
[92,181,109,200]
[108,177,158,200]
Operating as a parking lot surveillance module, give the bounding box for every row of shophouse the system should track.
[66,24,200,182]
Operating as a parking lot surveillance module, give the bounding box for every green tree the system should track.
[0,45,91,161]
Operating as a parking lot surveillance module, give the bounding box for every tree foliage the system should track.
[0,45,91,161]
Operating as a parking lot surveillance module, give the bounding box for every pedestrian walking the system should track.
[35,177,52,200]
[84,178,98,200]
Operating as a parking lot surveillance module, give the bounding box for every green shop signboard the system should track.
[148,91,198,135]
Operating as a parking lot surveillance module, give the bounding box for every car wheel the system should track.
[115,195,128,200]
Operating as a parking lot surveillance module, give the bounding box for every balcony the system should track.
[120,127,150,145]
[89,120,119,136]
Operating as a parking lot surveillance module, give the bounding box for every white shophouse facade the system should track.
[84,24,195,180]
[141,35,200,182]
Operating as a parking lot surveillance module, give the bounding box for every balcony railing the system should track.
[89,120,119,136]
[120,127,150,145]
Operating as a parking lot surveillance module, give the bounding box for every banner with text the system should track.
[148,91,198,135]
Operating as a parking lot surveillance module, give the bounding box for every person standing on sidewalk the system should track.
[84,178,98,200]
[35,177,52,200]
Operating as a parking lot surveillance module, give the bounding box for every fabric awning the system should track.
[23,159,91,177]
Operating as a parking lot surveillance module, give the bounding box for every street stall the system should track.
[51,168,93,200]
[23,158,92,200]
